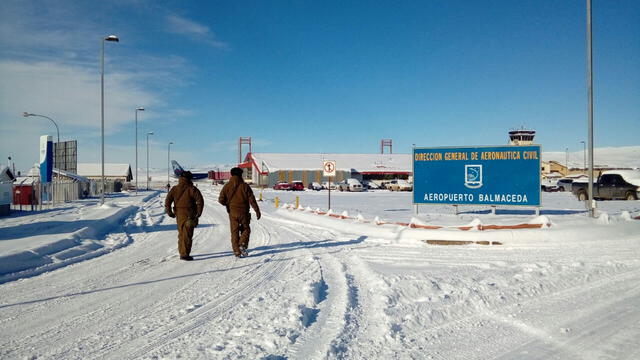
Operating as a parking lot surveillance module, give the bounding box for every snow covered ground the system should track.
[1,187,639,359]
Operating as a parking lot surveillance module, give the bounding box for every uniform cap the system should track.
[181,171,193,180]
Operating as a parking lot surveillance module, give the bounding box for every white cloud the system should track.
[0,59,184,172]
[165,14,228,49]
[0,60,159,131]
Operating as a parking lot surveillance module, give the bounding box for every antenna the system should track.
[381,139,392,154]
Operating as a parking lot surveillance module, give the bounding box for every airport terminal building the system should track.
[240,153,412,187]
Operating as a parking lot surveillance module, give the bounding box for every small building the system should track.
[77,163,133,182]
[0,165,16,216]
[242,153,412,188]
[547,161,567,176]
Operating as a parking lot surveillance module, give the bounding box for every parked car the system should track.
[362,180,380,190]
[336,178,364,192]
[541,177,559,192]
[291,181,305,191]
[572,170,640,201]
[556,178,574,192]
[322,181,337,190]
[386,179,413,191]
[273,182,291,190]
[541,184,560,192]
[308,182,323,191]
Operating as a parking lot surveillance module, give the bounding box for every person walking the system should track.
[218,167,261,258]
[165,171,204,261]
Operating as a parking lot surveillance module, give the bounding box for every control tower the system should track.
[508,128,536,145]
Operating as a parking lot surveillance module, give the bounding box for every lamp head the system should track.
[137,107,145,111]
[22,112,32,117]
[148,131,154,135]
[105,35,119,42]
[169,142,174,145]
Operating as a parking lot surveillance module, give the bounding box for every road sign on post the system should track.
[323,160,336,177]
[323,160,336,210]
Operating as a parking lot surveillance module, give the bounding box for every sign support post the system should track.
[328,177,332,211]
[323,160,336,212]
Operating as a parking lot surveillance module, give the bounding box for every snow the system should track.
[1,187,640,359]
[542,145,640,169]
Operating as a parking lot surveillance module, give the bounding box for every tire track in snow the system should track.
[386,266,640,359]
[0,193,228,359]
[263,213,394,359]
[267,221,388,360]
[115,257,289,359]
[278,225,350,360]
[98,202,288,359]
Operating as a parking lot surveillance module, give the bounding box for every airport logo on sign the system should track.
[464,164,483,189]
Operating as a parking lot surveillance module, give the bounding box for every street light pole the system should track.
[580,140,586,171]
[22,113,60,144]
[168,142,173,191]
[23,112,61,206]
[101,34,119,205]
[587,0,595,217]
[135,107,144,193]
[147,131,154,190]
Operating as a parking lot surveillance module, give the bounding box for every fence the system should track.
[10,179,124,211]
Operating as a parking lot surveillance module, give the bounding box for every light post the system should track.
[565,147,569,176]
[580,141,586,171]
[587,0,595,217]
[22,113,60,144]
[146,131,154,190]
[135,107,145,193]
[22,112,60,205]
[101,34,119,205]
[168,142,173,191]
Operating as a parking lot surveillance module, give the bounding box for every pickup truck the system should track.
[572,170,640,201]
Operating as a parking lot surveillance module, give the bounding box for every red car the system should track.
[291,181,305,191]
[273,182,291,190]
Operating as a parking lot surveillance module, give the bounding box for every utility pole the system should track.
[587,0,595,217]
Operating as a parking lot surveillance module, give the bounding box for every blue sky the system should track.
[1,0,638,172]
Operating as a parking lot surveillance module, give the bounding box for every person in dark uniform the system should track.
[165,171,204,261]
[218,167,261,257]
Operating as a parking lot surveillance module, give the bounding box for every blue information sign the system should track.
[413,145,541,206]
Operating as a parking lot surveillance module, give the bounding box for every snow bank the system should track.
[0,203,139,284]
[273,205,639,246]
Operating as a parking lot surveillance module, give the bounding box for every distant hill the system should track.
[542,146,639,169]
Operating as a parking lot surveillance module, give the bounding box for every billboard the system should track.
[413,145,541,206]
[39,135,53,183]
[54,140,78,174]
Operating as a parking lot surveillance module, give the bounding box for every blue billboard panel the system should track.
[413,145,541,206]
